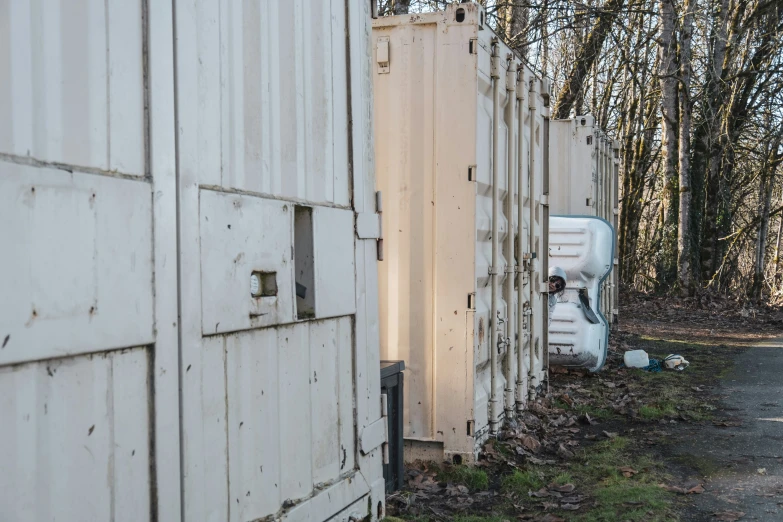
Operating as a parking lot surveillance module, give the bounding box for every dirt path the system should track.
[673,337,783,521]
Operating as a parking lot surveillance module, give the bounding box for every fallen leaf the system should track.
[520,434,542,453]
[530,488,550,498]
[712,510,745,521]
[549,483,576,493]
[687,484,705,494]
[557,443,575,459]
[602,431,619,439]
[659,483,688,494]
[619,466,638,478]
[561,503,581,510]
[539,516,566,522]
[757,468,767,475]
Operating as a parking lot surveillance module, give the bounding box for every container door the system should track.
[173,1,385,521]
[0,2,181,521]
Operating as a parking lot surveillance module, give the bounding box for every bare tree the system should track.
[677,0,695,295]
[552,0,626,119]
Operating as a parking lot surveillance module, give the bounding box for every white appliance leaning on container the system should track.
[548,216,615,372]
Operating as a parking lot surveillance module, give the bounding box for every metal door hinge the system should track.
[356,191,384,260]
[540,194,549,206]
[376,36,390,74]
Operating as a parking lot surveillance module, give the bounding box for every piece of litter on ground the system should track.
[757,468,767,475]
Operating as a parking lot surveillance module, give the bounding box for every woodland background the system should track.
[379,0,783,303]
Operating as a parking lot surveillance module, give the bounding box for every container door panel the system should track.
[0,3,179,521]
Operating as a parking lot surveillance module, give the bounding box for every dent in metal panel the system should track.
[0,348,150,522]
[0,165,154,365]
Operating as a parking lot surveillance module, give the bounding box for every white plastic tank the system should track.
[548,216,615,371]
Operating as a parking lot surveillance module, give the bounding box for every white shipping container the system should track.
[373,3,551,462]
[549,115,620,324]
[0,1,385,521]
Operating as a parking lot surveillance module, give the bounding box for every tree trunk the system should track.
[658,0,679,291]
[677,0,695,295]
[393,0,409,15]
[752,138,779,302]
[552,0,626,119]
[509,0,529,57]
[697,0,731,284]
[774,190,783,290]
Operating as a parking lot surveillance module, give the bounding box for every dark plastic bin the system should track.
[380,360,405,494]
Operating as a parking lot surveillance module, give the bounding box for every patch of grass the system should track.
[500,469,544,494]
[640,402,677,420]
[553,471,573,485]
[436,465,489,491]
[575,482,672,522]
[569,434,678,521]
[578,436,630,481]
[452,515,509,522]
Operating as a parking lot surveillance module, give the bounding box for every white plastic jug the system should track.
[623,350,650,368]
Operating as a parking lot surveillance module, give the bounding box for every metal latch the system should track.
[360,393,389,464]
[376,36,390,74]
[356,191,384,260]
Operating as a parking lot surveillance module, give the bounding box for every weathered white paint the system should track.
[0,0,384,520]
[176,0,384,519]
[548,216,615,371]
[373,3,549,462]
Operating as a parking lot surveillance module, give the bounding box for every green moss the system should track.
[437,465,489,491]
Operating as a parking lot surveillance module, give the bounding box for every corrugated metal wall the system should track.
[0,1,385,521]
